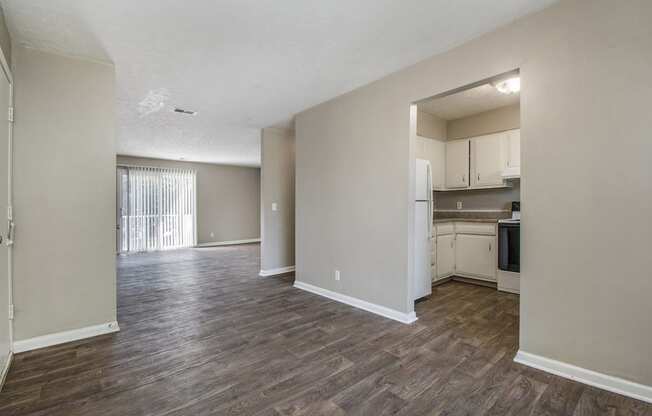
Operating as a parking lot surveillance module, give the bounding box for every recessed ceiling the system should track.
[1,0,554,166]
[419,83,520,121]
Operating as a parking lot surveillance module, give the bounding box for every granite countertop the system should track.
[434,218,499,224]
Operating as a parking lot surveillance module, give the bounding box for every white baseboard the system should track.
[514,350,652,404]
[13,321,120,354]
[435,209,510,213]
[293,281,417,325]
[0,351,12,392]
[259,265,295,277]
[196,238,260,247]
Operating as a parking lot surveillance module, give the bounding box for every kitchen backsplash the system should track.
[434,180,520,211]
[433,210,511,221]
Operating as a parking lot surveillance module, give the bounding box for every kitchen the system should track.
[412,73,521,306]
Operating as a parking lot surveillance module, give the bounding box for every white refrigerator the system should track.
[414,159,433,301]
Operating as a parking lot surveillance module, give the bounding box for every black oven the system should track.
[498,220,520,272]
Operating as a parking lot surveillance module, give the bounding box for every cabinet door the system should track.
[430,139,446,190]
[506,129,520,169]
[417,136,446,190]
[436,234,455,278]
[455,234,496,280]
[415,136,428,160]
[471,133,505,187]
[445,139,469,188]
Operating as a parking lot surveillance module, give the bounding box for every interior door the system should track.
[0,59,12,373]
[445,139,469,188]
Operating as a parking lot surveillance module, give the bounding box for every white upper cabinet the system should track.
[471,132,505,187]
[416,135,446,190]
[502,129,521,178]
[445,139,469,189]
[506,129,520,169]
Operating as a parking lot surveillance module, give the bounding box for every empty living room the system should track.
[0,1,651,415]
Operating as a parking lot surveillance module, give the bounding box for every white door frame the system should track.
[0,47,14,351]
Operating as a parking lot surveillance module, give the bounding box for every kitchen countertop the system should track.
[434,218,499,224]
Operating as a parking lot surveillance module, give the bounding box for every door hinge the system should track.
[8,107,13,123]
[8,304,14,320]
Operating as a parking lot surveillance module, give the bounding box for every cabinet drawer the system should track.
[455,222,496,235]
[435,222,454,235]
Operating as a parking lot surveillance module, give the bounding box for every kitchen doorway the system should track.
[410,70,522,313]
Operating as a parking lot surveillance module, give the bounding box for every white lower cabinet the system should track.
[436,234,455,279]
[455,234,497,281]
[433,221,497,283]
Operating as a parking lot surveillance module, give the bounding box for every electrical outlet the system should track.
[334,270,341,281]
[209,232,214,238]
[456,201,463,210]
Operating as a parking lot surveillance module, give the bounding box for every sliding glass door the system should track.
[117,166,197,253]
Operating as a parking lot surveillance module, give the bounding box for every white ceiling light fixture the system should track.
[493,77,521,94]
[138,88,170,118]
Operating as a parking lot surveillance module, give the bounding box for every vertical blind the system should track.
[118,166,197,252]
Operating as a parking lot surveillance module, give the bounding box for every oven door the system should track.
[498,222,520,272]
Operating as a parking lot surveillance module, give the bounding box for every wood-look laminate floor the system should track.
[1,244,650,415]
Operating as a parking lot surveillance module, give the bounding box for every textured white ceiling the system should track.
[1,0,555,166]
[419,83,520,120]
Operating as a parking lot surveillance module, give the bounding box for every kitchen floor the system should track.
[0,244,649,415]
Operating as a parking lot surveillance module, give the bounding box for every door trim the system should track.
[0,45,13,357]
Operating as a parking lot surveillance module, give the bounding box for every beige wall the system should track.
[13,47,116,340]
[117,156,260,245]
[260,128,295,272]
[416,110,447,140]
[296,0,652,387]
[447,103,519,140]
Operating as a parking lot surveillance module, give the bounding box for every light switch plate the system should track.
[272,202,278,211]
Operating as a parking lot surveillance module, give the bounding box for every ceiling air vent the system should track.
[173,108,197,115]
